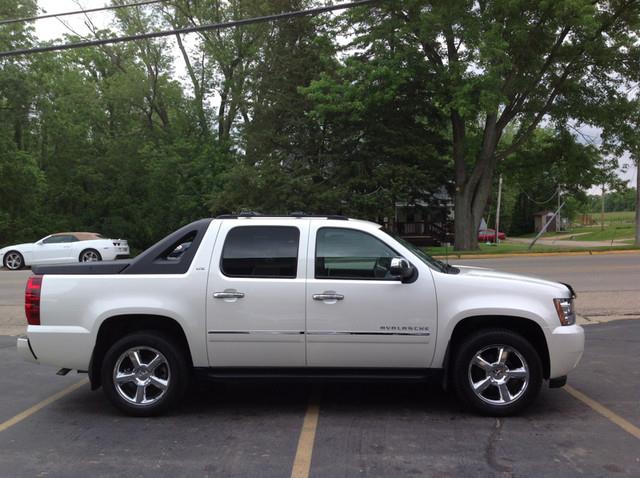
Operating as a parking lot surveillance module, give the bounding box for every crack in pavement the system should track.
[485,418,513,475]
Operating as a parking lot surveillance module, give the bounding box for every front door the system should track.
[33,235,75,264]
[306,225,437,368]
[206,221,308,367]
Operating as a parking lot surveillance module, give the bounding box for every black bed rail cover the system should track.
[123,218,212,274]
[33,261,130,275]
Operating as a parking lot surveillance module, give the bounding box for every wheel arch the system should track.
[79,248,101,262]
[3,250,25,268]
[442,315,550,389]
[89,314,193,390]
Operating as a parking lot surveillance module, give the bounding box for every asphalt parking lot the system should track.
[1,255,639,477]
[0,321,639,477]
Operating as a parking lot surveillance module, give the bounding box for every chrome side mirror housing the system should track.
[389,257,414,281]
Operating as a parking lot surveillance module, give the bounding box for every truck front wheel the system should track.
[101,331,189,416]
[452,329,543,416]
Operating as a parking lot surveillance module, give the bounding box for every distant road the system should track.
[1,252,638,334]
[455,253,640,319]
[0,270,31,335]
[506,237,632,248]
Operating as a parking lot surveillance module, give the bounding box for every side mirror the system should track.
[389,257,414,281]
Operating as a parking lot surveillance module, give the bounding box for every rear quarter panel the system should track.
[28,222,221,370]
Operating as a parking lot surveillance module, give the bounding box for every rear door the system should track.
[305,224,437,368]
[206,220,308,367]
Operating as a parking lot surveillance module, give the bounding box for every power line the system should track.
[0,0,378,58]
[0,0,166,26]
[523,188,558,205]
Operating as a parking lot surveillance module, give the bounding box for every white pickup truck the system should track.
[17,214,584,416]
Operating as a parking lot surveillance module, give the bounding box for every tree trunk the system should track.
[452,113,500,251]
[454,189,478,250]
[453,171,494,251]
[451,109,478,251]
[174,33,208,135]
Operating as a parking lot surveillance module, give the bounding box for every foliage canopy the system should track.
[0,0,636,250]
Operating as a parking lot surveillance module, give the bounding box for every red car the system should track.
[478,229,506,242]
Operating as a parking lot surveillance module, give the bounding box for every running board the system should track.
[194,367,441,383]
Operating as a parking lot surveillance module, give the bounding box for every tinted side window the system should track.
[42,235,65,244]
[221,226,299,278]
[315,228,397,280]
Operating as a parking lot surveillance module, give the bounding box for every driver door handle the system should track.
[213,291,245,299]
[313,293,344,301]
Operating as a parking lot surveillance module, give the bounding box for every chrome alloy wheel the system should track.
[80,250,100,262]
[4,252,22,270]
[113,347,171,406]
[468,345,529,406]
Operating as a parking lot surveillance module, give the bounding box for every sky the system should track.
[33,0,638,194]
[35,1,114,41]
[35,0,190,82]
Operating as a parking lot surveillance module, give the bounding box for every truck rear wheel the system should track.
[452,329,542,416]
[101,331,189,416]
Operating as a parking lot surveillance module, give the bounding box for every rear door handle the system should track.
[213,291,245,299]
[313,293,344,301]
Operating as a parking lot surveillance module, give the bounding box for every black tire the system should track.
[452,329,543,416]
[79,249,102,262]
[3,251,24,270]
[101,331,189,416]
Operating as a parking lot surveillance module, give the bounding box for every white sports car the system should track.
[0,232,129,270]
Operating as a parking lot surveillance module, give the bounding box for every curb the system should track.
[578,314,640,326]
[433,249,640,260]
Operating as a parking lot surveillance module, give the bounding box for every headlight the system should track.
[553,298,576,326]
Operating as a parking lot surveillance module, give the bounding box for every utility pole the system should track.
[495,175,503,244]
[601,183,606,231]
[529,201,566,250]
[556,184,561,232]
[635,160,639,246]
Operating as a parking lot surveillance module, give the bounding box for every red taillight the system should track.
[25,275,43,326]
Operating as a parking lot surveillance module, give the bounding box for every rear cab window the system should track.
[220,226,300,278]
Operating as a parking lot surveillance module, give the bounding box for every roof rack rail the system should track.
[215,213,348,220]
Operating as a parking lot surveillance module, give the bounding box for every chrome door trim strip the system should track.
[307,331,430,337]
[208,330,429,336]
[208,330,305,335]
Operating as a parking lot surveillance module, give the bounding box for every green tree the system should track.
[0,0,43,243]
[209,2,338,214]
[337,0,640,249]
[303,9,452,221]
[158,0,274,144]
[602,96,640,245]
[501,128,611,234]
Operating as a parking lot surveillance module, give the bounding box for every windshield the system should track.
[380,229,448,273]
